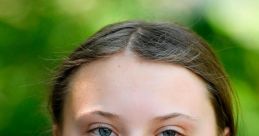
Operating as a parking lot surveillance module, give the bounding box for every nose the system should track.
[126,129,150,136]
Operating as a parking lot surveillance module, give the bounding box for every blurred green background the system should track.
[0,0,258,135]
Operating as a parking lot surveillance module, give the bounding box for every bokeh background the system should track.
[0,0,259,135]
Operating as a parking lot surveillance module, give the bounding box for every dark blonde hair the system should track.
[49,21,237,135]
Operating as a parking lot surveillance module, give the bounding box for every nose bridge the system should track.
[124,124,152,136]
[127,130,149,136]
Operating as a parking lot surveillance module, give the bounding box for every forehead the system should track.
[67,52,211,120]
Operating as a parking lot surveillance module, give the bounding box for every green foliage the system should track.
[0,0,258,135]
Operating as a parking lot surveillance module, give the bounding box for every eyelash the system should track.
[157,129,183,136]
[87,123,117,136]
[87,123,184,136]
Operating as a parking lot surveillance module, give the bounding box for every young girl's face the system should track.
[57,52,227,136]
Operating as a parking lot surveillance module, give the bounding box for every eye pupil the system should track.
[162,130,176,136]
[98,128,112,136]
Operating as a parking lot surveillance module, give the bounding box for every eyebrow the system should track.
[75,110,121,127]
[79,110,197,122]
[153,112,198,122]
[90,110,121,120]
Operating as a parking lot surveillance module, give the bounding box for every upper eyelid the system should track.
[155,125,185,135]
[88,122,119,134]
[89,123,185,136]
[88,122,112,129]
[77,111,195,134]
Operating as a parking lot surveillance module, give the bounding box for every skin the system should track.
[54,51,229,136]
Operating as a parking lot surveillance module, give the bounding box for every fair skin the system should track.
[54,51,229,136]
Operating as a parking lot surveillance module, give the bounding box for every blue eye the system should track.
[89,127,115,136]
[159,130,180,136]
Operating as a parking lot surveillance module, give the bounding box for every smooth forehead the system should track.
[66,51,213,122]
[69,51,207,94]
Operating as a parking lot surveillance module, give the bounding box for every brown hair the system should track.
[49,20,237,135]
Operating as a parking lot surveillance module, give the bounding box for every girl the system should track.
[49,21,237,136]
